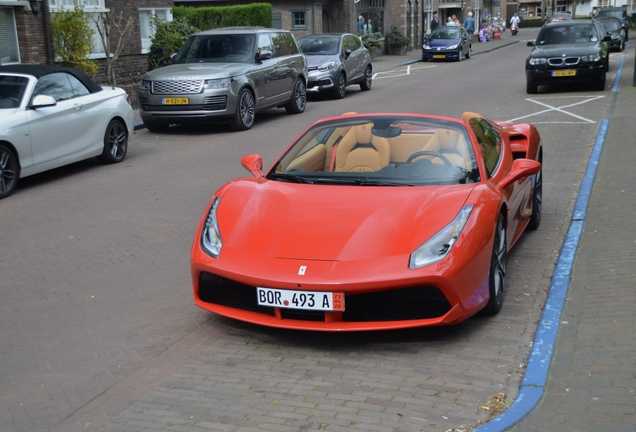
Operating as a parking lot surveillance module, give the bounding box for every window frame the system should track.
[139,8,173,54]
[291,10,307,29]
[48,0,109,59]
[0,6,21,65]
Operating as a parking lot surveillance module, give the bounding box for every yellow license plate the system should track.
[433,54,446,59]
[552,70,576,77]
[162,98,189,105]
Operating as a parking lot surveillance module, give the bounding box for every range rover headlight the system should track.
[140,80,151,91]
[204,78,232,89]
[409,205,473,269]
[201,197,223,258]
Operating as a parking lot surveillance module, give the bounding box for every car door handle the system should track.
[73,104,83,110]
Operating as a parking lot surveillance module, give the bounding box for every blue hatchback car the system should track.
[422,26,472,62]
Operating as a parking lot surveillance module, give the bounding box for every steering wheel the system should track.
[406,151,452,166]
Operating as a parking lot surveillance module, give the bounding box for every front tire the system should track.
[457,48,463,62]
[595,71,606,91]
[285,78,306,114]
[229,88,255,131]
[483,212,507,314]
[98,119,128,164]
[528,156,542,230]
[0,144,18,200]
[360,66,372,91]
[333,73,346,99]
[465,45,472,59]
[526,82,538,94]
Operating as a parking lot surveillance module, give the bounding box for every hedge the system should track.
[519,19,547,28]
[173,3,272,31]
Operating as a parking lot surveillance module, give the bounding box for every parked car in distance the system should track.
[422,26,472,62]
[139,27,308,132]
[596,17,626,51]
[525,20,610,94]
[547,12,571,24]
[297,33,372,100]
[0,64,134,200]
[595,7,631,39]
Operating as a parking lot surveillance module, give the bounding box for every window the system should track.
[271,32,299,57]
[32,73,91,102]
[0,7,20,65]
[139,8,173,54]
[49,0,108,59]
[272,12,282,29]
[0,75,28,108]
[257,34,274,58]
[292,11,306,29]
[468,118,501,177]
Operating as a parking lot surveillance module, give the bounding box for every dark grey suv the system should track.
[139,27,308,131]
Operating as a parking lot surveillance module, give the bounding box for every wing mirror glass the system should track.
[526,40,535,47]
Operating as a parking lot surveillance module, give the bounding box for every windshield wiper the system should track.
[268,173,314,184]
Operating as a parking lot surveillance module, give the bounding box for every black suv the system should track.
[525,20,610,94]
[595,7,631,40]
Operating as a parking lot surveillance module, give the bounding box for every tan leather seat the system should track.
[419,128,471,169]
[333,123,391,172]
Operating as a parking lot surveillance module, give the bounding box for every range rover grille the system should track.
[152,80,204,95]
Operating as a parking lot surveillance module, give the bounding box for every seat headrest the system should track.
[438,128,460,150]
[461,111,483,123]
[353,123,373,144]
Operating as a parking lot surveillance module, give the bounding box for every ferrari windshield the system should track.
[268,116,479,186]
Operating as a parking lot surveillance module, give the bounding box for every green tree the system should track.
[147,17,199,70]
[51,3,98,75]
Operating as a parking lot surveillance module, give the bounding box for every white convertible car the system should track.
[0,64,134,199]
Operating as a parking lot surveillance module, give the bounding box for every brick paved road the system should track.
[0,37,623,432]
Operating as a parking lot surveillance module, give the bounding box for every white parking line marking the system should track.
[373,65,437,80]
[507,95,605,124]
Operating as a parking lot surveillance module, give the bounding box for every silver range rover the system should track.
[139,27,308,132]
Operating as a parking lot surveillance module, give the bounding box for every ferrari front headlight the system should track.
[201,197,223,258]
[409,205,473,269]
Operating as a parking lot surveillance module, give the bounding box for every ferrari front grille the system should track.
[343,286,451,322]
[152,80,204,95]
[198,273,275,316]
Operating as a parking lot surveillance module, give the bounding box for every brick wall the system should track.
[14,7,50,64]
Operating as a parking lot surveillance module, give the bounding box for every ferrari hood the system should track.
[215,180,475,261]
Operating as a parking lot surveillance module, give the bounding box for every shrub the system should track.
[147,17,199,70]
[358,31,383,52]
[50,4,98,76]
[387,26,410,45]
[173,4,272,31]
[519,19,547,28]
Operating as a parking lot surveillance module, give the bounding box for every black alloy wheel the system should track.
[98,119,128,164]
[285,78,307,114]
[0,144,18,200]
[360,66,372,91]
[333,73,346,99]
[230,88,255,131]
[483,212,507,314]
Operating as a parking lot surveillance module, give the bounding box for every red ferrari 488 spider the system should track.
[191,112,542,331]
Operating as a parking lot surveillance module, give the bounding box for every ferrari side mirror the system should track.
[241,154,264,178]
[500,159,541,189]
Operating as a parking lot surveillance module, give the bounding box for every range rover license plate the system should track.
[552,70,576,77]
[162,98,189,105]
[257,287,345,311]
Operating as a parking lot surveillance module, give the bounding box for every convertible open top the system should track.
[0,64,103,94]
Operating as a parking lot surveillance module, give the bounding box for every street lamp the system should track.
[29,0,42,15]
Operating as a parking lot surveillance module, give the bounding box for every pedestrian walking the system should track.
[447,17,456,26]
[452,14,461,27]
[463,12,475,34]
[358,16,364,33]
[430,12,440,31]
